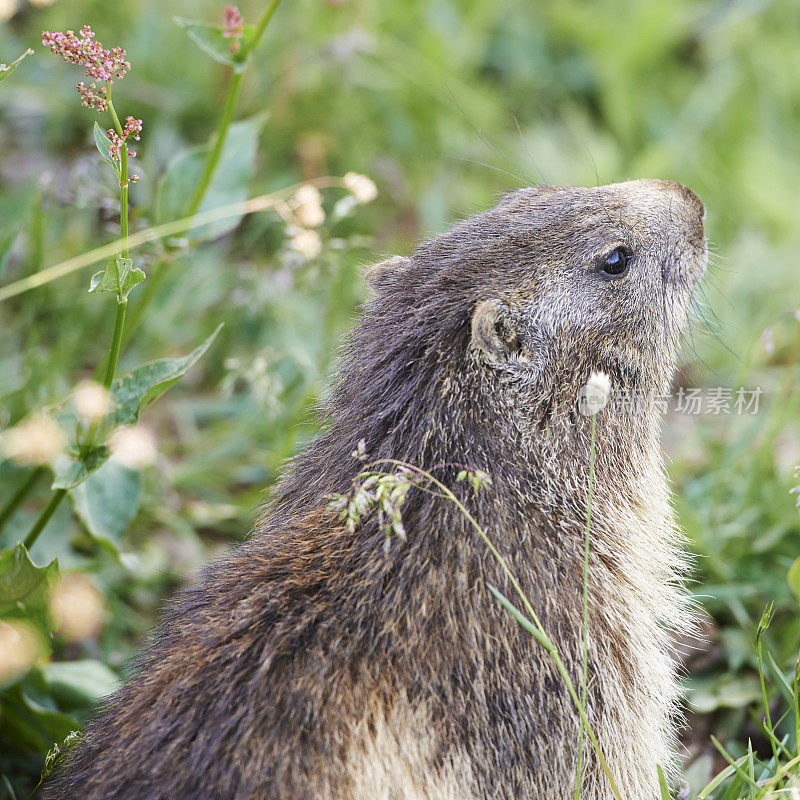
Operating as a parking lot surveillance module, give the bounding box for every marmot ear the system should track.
[364,256,411,294]
[471,299,522,361]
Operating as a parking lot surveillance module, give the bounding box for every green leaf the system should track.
[173,18,250,71]
[92,122,121,178]
[89,256,145,302]
[39,661,119,711]
[787,555,800,602]
[0,682,79,753]
[684,674,762,714]
[52,327,221,491]
[656,765,670,800]
[0,49,34,83]
[697,758,746,800]
[70,460,141,548]
[108,324,222,428]
[0,544,59,646]
[764,648,795,704]
[52,446,110,491]
[155,114,266,241]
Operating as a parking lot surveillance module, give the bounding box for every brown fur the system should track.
[45,179,706,799]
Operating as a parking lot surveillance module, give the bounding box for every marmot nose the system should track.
[652,179,705,220]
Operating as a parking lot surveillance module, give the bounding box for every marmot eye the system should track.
[597,246,631,278]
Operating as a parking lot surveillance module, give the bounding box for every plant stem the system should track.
[0,466,45,532]
[106,92,130,258]
[0,179,342,303]
[102,91,130,389]
[756,636,781,769]
[575,411,597,798]
[103,299,127,388]
[23,489,66,550]
[185,71,244,218]
[251,0,283,45]
[186,0,282,218]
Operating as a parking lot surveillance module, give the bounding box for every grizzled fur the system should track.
[46,180,706,799]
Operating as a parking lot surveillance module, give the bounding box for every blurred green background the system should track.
[1,0,799,795]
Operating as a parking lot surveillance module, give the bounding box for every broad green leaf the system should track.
[51,327,221,491]
[40,661,119,711]
[155,114,266,241]
[0,544,59,644]
[89,256,145,302]
[70,460,141,547]
[92,122,121,178]
[0,683,79,753]
[0,49,33,83]
[108,324,222,428]
[787,555,800,602]
[173,18,252,72]
[52,446,110,491]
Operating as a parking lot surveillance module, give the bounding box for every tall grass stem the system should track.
[575,411,597,799]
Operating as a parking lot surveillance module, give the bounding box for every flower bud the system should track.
[578,371,611,416]
[342,172,378,204]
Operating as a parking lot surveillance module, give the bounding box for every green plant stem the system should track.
[251,0,283,44]
[0,466,45,531]
[186,0,282,217]
[106,92,130,258]
[756,636,781,770]
[373,457,623,800]
[23,489,66,550]
[794,657,800,759]
[103,300,127,389]
[185,71,244,218]
[575,411,597,799]
[0,178,344,303]
[101,91,130,389]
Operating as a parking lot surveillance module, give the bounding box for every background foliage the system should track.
[1,0,799,796]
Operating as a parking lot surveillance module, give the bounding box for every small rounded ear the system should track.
[471,299,522,361]
[364,256,411,294]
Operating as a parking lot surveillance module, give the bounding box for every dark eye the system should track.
[597,246,632,278]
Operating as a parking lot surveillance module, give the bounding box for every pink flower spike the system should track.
[106,117,145,163]
[76,81,108,112]
[41,26,131,85]
[223,5,244,37]
[223,5,244,51]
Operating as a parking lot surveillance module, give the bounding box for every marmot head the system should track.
[363,179,706,431]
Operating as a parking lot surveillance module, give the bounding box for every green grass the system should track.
[1,0,799,796]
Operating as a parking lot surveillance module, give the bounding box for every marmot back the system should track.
[45,179,707,800]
